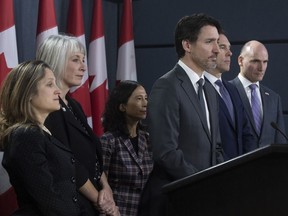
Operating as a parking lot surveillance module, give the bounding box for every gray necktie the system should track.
[215,79,234,123]
[197,78,208,125]
[249,84,262,134]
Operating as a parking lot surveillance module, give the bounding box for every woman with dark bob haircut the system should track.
[100,80,153,216]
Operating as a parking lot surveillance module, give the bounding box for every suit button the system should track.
[72,196,78,202]
[71,176,76,183]
[71,157,75,164]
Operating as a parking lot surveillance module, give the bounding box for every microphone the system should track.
[270,121,288,141]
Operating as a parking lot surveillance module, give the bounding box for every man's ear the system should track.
[238,56,243,66]
[182,40,191,53]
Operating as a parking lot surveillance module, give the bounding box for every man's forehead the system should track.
[198,26,219,40]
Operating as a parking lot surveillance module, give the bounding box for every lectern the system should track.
[162,144,288,216]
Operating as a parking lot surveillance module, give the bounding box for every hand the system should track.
[105,205,121,216]
[97,187,116,214]
[97,173,120,215]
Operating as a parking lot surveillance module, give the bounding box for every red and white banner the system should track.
[67,0,93,127]
[36,0,58,49]
[0,0,19,215]
[88,0,109,136]
[116,0,137,82]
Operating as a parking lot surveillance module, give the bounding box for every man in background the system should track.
[230,40,286,149]
[205,33,256,160]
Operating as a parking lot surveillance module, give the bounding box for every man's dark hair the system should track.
[175,13,222,58]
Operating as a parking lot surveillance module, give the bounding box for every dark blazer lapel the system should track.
[175,66,211,139]
[62,96,103,167]
[206,78,234,129]
[259,85,269,133]
[219,96,235,128]
[222,81,236,129]
[63,97,92,137]
[50,135,73,153]
[232,78,258,135]
[203,82,217,141]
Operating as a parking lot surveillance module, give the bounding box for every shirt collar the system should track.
[178,60,205,86]
[238,73,260,89]
[204,71,220,86]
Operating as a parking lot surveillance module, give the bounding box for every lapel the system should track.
[232,77,258,136]
[119,132,146,169]
[60,97,91,138]
[175,65,211,140]
[222,81,235,129]
[203,81,218,141]
[49,134,73,153]
[259,85,270,133]
[219,96,235,128]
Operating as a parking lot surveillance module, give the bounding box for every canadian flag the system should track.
[67,0,93,127]
[116,0,137,82]
[36,0,58,49]
[88,0,109,136]
[0,1,19,215]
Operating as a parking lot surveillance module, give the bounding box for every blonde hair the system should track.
[0,60,50,149]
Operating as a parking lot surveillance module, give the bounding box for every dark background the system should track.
[13,0,288,133]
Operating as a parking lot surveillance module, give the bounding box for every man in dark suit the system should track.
[139,14,224,216]
[230,40,286,149]
[205,33,256,160]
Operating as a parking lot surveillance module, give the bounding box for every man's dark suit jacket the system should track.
[2,127,82,216]
[45,96,103,216]
[139,64,224,216]
[217,79,256,160]
[230,77,287,149]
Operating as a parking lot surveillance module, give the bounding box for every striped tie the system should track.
[249,84,262,134]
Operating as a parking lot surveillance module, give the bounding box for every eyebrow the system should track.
[45,77,56,81]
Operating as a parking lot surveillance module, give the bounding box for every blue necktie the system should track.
[215,79,234,123]
[249,84,262,134]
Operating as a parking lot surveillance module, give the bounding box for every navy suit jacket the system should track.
[230,77,287,149]
[217,79,256,160]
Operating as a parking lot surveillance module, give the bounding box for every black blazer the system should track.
[45,96,103,216]
[2,127,82,216]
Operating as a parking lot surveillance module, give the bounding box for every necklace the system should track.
[41,125,52,136]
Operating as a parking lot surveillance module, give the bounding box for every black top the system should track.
[45,96,103,216]
[129,135,139,154]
